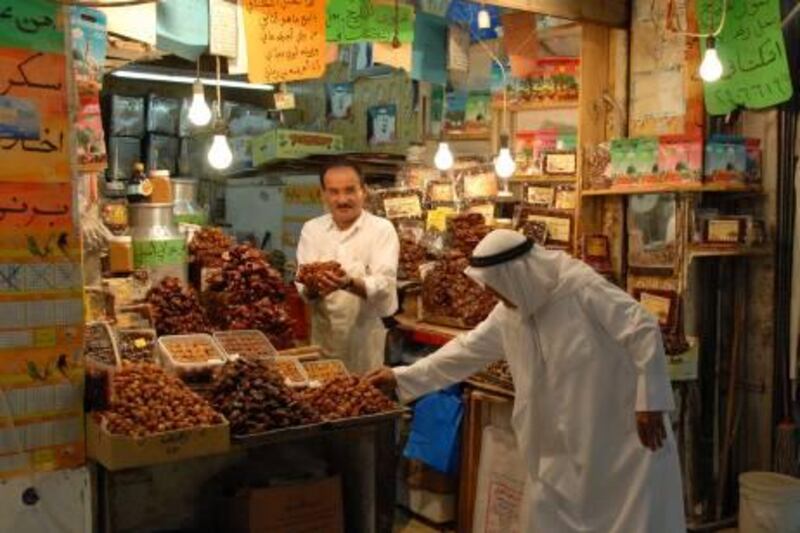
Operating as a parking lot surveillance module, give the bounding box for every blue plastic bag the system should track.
[403,385,463,475]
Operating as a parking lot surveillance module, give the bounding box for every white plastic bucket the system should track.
[739,471,800,533]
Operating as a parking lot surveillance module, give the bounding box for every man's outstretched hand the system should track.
[636,411,667,451]
[364,366,397,395]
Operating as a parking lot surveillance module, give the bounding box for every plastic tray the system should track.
[213,330,278,361]
[302,359,349,387]
[85,321,121,370]
[116,328,158,364]
[158,334,226,381]
[268,357,309,388]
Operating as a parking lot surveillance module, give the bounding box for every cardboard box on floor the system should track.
[230,476,344,533]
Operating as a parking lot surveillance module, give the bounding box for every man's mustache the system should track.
[335,203,353,209]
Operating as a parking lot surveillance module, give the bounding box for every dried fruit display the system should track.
[270,357,308,386]
[302,375,398,421]
[209,358,319,435]
[206,245,286,304]
[161,336,225,364]
[146,277,210,335]
[296,261,346,295]
[303,359,349,384]
[214,330,276,360]
[520,220,548,245]
[399,236,426,280]
[116,329,156,364]
[448,212,492,256]
[188,227,234,268]
[226,298,295,350]
[99,363,223,437]
[422,252,497,327]
[85,322,118,367]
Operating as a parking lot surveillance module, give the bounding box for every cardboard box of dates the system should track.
[87,364,230,470]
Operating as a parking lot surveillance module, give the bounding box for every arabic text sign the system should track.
[701,0,792,115]
[0,0,64,53]
[0,182,72,232]
[0,50,69,182]
[242,0,326,83]
[327,0,414,43]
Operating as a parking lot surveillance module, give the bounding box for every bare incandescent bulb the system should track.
[434,141,454,171]
[188,80,212,126]
[207,134,233,170]
[699,38,723,82]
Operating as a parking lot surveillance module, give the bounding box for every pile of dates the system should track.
[422,252,497,326]
[188,227,234,268]
[205,244,295,349]
[209,359,319,435]
[449,213,492,256]
[302,376,397,421]
[99,364,223,437]
[399,236,426,280]
[296,261,346,295]
[146,277,210,336]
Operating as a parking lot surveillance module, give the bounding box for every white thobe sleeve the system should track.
[295,223,317,301]
[363,222,400,317]
[394,306,505,403]
[580,280,675,412]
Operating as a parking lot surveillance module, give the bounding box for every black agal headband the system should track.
[469,239,533,268]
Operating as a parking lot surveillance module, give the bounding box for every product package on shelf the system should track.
[224,102,274,137]
[447,212,492,256]
[585,142,612,190]
[369,187,425,223]
[109,95,145,137]
[100,198,129,235]
[76,93,107,166]
[513,205,573,252]
[397,221,429,281]
[657,134,703,183]
[398,164,440,190]
[627,194,678,271]
[610,138,653,187]
[425,180,456,207]
[146,94,180,136]
[107,136,142,182]
[146,134,179,175]
[704,135,748,184]
[213,329,278,361]
[497,56,580,106]
[581,235,613,276]
[459,166,498,202]
[250,129,343,165]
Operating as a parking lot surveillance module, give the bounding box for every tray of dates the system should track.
[268,356,309,388]
[302,359,349,386]
[116,329,157,364]
[213,329,277,361]
[470,360,515,395]
[158,334,227,381]
[85,321,121,369]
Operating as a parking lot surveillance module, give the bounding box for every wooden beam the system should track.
[486,0,629,28]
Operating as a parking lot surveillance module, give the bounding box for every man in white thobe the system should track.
[367,229,685,532]
[296,162,400,374]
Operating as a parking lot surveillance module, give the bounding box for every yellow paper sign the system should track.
[383,195,422,219]
[426,207,455,232]
[640,292,672,325]
[242,0,326,83]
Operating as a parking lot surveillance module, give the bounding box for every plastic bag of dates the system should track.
[447,212,492,256]
[146,277,210,336]
[301,375,398,421]
[209,358,319,435]
[98,363,224,438]
[397,222,427,281]
[421,252,497,327]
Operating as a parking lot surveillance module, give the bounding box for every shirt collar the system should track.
[326,210,367,233]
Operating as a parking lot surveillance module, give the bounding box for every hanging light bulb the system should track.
[477,7,492,30]
[434,141,454,171]
[208,131,233,170]
[188,79,212,126]
[699,37,723,82]
[494,135,516,180]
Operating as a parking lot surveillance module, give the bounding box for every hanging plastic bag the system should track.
[403,384,463,474]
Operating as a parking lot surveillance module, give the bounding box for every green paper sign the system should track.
[133,239,187,268]
[327,0,415,43]
[0,0,64,53]
[700,0,792,115]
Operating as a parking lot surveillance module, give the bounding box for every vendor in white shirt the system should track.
[296,162,400,374]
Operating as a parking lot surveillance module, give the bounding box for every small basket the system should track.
[268,357,309,388]
[158,334,226,382]
[213,330,278,361]
[303,359,349,387]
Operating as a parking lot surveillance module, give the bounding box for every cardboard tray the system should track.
[87,416,230,471]
[232,409,408,448]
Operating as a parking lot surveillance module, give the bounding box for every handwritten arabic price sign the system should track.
[327,0,415,44]
[0,0,64,53]
[700,0,792,115]
[0,49,69,182]
[242,0,326,84]
[0,182,72,232]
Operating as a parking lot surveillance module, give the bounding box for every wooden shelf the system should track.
[492,100,579,112]
[395,315,465,346]
[78,162,108,173]
[581,182,763,197]
[511,175,577,183]
[443,132,491,141]
[688,245,771,259]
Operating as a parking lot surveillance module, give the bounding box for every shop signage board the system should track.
[326,0,415,44]
[0,12,84,479]
[242,0,326,83]
[700,0,792,114]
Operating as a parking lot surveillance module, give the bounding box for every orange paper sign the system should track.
[0,50,69,182]
[242,0,326,83]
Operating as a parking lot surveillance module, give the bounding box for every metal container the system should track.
[172,178,208,226]
[129,203,187,283]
